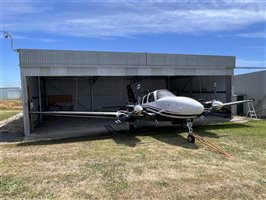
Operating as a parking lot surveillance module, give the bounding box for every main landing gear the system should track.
[185,120,195,143]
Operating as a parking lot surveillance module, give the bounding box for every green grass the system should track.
[0,120,266,199]
[0,110,21,121]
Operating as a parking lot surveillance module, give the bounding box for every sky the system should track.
[1,0,265,87]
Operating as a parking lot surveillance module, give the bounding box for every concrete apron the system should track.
[24,115,237,142]
[25,117,122,141]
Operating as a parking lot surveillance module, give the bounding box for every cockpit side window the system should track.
[142,95,148,104]
[148,93,155,103]
[156,90,175,99]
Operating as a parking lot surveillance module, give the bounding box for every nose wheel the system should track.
[187,134,195,143]
[185,120,195,143]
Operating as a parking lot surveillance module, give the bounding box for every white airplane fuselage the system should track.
[138,90,204,121]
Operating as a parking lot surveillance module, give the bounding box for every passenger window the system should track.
[142,95,147,104]
[148,93,155,103]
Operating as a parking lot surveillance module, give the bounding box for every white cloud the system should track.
[237,58,266,67]
[237,32,266,38]
[218,31,266,39]
[246,46,265,49]
[2,1,53,16]
[13,35,62,42]
[2,1,266,38]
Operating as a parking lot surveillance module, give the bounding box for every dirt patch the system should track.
[230,116,258,123]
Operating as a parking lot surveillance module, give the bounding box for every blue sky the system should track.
[1,0,265,87]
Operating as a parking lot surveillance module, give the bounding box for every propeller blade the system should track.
[201,107,214,118]
[126,85,137,104]
[115,112,133,123]
[213,82,217,100]
[136,84,141,105]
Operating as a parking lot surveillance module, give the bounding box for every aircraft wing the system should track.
[219,99,255,107]
[30,111,118,118]
[212,99,255,110]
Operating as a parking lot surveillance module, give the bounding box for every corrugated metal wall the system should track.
[233,70,266,117]
[44,77,167,111]
[0,87,21,99]
[19,49,235,76]
[19,49,235,68]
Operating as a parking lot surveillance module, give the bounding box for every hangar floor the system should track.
[30,117,121,140]
[28,115,232,141]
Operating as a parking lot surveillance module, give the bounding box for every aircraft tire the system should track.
[187,134,195,143]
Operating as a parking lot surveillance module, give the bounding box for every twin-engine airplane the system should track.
[31,84,254,143]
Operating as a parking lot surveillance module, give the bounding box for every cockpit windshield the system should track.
[156,90,176,99]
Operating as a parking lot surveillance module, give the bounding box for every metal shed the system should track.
[19,49,235,136]
[0,87,21,100]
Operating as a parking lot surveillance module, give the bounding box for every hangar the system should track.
[19,49,235,137]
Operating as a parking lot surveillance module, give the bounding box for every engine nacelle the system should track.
[212,100,223,110]
[133,105,143,115]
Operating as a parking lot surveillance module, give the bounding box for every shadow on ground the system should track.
[193,123,251,138]
[16,123,251,149]
[0,117,24,142]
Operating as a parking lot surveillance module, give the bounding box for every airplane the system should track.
[31,84,255,143]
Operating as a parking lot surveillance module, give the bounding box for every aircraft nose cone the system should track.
[193,100,204,114]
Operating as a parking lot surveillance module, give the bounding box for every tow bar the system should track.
[193,133,234,159]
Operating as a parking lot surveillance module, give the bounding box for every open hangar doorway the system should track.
[170,75,233,122]
[170,76,232,103]
[26,76,168,137]
[25,75,231,137]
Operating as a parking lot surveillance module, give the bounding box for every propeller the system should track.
[200,82,229,118]
[200,82,255,118]
[211,100,224,110]
[116,84,143,123]
[116,84,158,124]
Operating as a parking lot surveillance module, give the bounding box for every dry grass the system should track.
[0,120,266,199]
[0,100,22,110]
[0,100,22,121]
